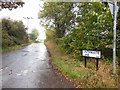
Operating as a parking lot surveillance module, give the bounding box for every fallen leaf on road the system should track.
[9,70,12,75]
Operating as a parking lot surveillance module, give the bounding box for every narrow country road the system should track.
[1,43,73,88]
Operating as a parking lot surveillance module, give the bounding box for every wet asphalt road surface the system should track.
[1,43,73,88]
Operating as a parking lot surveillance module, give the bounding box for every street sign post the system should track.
[108,1,119,74]
[82,50,101,71]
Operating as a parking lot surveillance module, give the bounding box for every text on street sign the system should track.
[82,50,101,58]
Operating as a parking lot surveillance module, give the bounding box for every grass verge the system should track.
[0,42,32,54]
[45,40,118,88]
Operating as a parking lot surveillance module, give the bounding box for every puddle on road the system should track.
[16,69,29,76]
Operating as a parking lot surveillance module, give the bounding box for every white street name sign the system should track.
[82,50,101,58]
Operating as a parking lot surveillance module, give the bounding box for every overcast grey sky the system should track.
[0,0,46,40]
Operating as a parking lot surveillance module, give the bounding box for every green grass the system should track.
[52,54,96,88]
[45,40,118,88]
[0,42,32,53]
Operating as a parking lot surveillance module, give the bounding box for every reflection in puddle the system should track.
[16,70,29,76]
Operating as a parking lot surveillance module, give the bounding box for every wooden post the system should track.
[96,58,99,71]
[85,57,87,67]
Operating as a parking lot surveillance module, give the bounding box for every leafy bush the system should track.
[2,18,29,49]
[2,39,14,48]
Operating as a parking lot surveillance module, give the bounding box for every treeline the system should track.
[39,2,120,61]
[1,18,29,48]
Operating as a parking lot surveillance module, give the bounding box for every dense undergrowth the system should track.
[40,2,120,68]
[45,30,119,88]
[46,30,119,63]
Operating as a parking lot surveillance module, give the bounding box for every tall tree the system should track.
[39,2,76,38]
